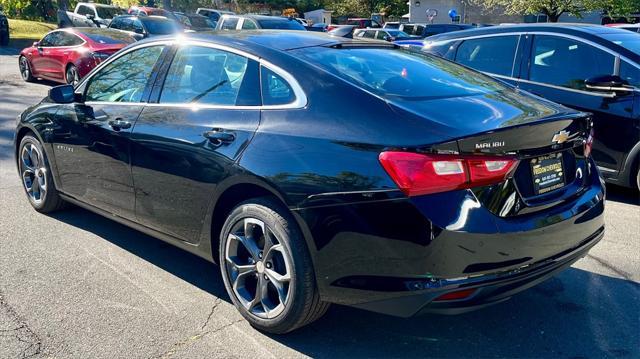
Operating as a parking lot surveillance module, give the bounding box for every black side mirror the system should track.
[49,85,75,104]
[585,75,633,96]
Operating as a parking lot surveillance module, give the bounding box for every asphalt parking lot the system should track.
[1,46,639,358]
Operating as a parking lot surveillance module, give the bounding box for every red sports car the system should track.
[19,28,135,85]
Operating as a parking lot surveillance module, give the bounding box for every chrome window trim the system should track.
[489,72,617,98]
[77,38,308,110]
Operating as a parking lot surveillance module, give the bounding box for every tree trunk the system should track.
[545,10,563,22]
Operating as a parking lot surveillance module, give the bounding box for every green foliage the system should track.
[470,0,639,22]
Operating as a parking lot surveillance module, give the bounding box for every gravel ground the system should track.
[1,46,639,358]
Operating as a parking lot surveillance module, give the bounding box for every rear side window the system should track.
[58,32,84,46]
[160,45,259,106]
[455,35,519,76]
[221,17,238,30]
[261,67,295,106]
[293,47,505,99]
[86,45,164,102]
[77,5,94,16]
[241,19,257,29]
[529,35,615,90]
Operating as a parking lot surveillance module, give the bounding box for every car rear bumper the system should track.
[352,226,603,317]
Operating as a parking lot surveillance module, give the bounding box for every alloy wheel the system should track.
[224,217,292,319]
[20,142,47,204]
[66,66,79,86]
[19,57,30,81]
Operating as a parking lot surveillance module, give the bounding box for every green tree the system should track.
[471,0,639,22]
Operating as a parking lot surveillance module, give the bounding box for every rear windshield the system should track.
[142,18,180,34]
[601,32,640,54]
[81,29,135,44]
[257,19,305,30]
[292,47,506,99]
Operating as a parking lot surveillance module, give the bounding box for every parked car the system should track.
[383,22,427,37]
[293,17,308,26]
[18,28,134,85]
[354,28,416,41]
[128,6,174,19]
[0,10,9,46]
[306,22,328,32]
[173,12,216,31]
[422,23,474,37]
[346,18,382,29]
[420,23,640,190]
[196,8,234,23]
[109,15,182,40]
[15,31,604,334]
[605,23,640,33]
[57,2,124,28]
[216,14,305,30]
[327,25,356,38]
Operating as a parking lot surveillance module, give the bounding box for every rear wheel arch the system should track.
[209,181,293,263]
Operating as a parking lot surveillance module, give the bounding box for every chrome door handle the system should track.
[108,118,131,131]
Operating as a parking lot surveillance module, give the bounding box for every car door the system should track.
[45,32,82,81]
[518,34,634,175]
[453,34,522,86]
[50,44,167,219]
[29,32,59,78]
[130,44,261,243]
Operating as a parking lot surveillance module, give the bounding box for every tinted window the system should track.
[529,35,615,90]
[160,46,256,105]
[424,25,444,36]
[189,16,214,28]
[221,17,238,30]
[455,35,519,76]
[619,61,640,88]
[241,19,257,29]
[96,6,122,19]
[39,32,61,46]
[86,46,164,102]
[58,32,84,46]
[602,32,640,54]
[257,19,305,30]
[361,30,375,38]
[375,31,387,40]
[293,47,505,99]
[141,18,179,34]
[77,5,94,16]
[261,67,295,105]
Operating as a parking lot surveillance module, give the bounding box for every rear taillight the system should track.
[379,151,519,197]
[584,128,594,158]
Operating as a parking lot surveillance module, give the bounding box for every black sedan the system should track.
[410,23,640,190]
[15,31,605,333]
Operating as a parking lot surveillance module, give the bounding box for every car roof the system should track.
[429,23,629,41]
[226,14,291,21]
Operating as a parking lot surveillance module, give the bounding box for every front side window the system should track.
[221,17,238,30]
[160,45,259,106]
[529,35,615,90]
[455,35,519,77]
[39,32,61,47]
[619,60,640,88]
[77,5,94,16]
[261,67,295,106]
[362,30,375,39]
[375,31,387,40]
[85,45,164,102]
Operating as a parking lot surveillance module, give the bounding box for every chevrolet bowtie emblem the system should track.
[552,130,571,144]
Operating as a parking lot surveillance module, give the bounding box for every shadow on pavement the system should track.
[48,205,640,358]
[606,183,639,205]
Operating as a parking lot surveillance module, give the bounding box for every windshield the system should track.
[602,32,640,54]
[96,6,123,19]
[257,19,305,30]
[142,18,180,34]
[81,29,135,44]
[292,47,505,99]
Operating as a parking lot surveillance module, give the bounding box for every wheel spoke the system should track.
[265,243,284,262]
[232,233,261,260]
[265,268,289,305]
[257,275,271,314]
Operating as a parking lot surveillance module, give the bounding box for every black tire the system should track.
[65,64,79,86]
[219,197,329,334]
[18,134,66,213]
[19,56,34,82]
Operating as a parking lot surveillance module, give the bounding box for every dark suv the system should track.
[420,24,640,190]
[0,10,9,46]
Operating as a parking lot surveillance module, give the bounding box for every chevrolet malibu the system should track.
[14,31,605,334]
